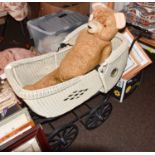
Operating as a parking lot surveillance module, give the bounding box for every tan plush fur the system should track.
[24,6,119,90]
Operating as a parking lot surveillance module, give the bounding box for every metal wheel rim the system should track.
[85,102,112,129]
[48,124,78,151]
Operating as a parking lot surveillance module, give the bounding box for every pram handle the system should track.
[127,23,151,53]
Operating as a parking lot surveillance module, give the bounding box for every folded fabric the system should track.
[123,2,155,39]
[0,2,28,21]
[0,48,36,75]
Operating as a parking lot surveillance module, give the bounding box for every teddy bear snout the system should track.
[88,25,92,29]
[87,22,97,33]
[87,21,102,34]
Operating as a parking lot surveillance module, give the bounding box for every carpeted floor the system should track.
[68,55,155,152]
[0,15,155,152]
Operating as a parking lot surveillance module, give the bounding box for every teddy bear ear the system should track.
[114,13,126,29]
[92,3,107,10]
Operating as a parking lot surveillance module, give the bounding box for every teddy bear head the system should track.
[88,3,126,41]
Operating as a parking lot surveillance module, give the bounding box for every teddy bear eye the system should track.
[104,24,107,27]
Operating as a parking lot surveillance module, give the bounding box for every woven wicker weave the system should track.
[5,24,128,118]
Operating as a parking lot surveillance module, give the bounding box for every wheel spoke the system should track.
[51,142,61,151]
[87,119,98,128]
[103,111,111,120]
[96,109,102,116]
[64,130,77,138]
[89,114,98,121]
[63,127,74,137]
[58,130,65,138]
[65,137,74,144]
[50,141,59,148]
[50,137,60,143]
[85,103,112,129]
[95,120,102,126]
[49,125,78,151]
[87,118,95,125]
[101,105,111,115]
[86,113,97,128]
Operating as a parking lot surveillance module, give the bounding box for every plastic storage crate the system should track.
[27,10,88,53]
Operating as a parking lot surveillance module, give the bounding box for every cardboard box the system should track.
[112,72,142,103]
[39,2,90,16]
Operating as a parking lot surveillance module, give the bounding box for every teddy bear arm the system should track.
[99,44,112,64]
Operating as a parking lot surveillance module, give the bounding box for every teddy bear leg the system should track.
[23,69,60,90]
[99,44,112,64]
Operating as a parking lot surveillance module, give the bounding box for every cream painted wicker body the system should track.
[5,24,128,118]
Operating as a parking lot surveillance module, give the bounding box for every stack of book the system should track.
[0,108,35,148]
[0,80,19,118]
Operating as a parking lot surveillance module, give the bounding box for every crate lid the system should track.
[28,11,88,35]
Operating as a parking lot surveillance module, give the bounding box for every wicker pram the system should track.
[5,24,128,118]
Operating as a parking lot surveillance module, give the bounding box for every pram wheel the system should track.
[85,102,112,130]
[48,124,78,151]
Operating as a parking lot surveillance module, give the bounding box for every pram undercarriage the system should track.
[21,91,112,151]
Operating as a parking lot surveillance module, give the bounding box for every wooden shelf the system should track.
[139,37,155,48]
[39,2,90,16]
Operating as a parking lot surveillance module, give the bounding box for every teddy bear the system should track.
[24,3,126,90]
